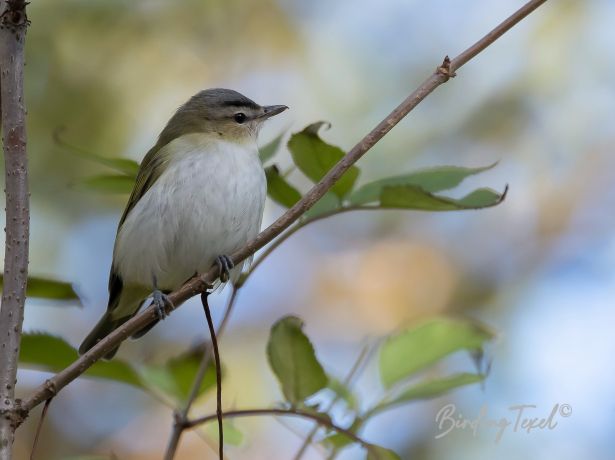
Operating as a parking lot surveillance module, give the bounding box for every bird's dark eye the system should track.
[234,113,247,124]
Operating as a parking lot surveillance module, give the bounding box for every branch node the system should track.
[0,399,27,428]
[43,379,57,397]
[173,410,188,429]
[436,55,457,79]
[0,0,30,29]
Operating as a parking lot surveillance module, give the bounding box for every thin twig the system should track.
[19,0,549,415]
[293,344,370,460]
[185,408,377,457]
[0,0,31,455]
[29,398,52,460]
[163,285,239,459]
[216,285,239,337]
[201,293,223,459]
[163,349,213,459]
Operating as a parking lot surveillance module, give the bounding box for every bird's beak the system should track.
[259,105,289,120]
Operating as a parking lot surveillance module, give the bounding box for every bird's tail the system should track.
[79,285,148,359]
[78,311,128,359]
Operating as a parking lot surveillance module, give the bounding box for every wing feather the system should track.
[107,141,173,307]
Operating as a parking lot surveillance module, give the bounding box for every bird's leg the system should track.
[214,255,234,283]
[151,274,173,320]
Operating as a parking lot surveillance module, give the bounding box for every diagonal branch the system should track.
[0,0,31,456]
[19,0,549,416]
[184,408,377,457]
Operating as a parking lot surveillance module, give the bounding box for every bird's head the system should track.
[158,88,288,146]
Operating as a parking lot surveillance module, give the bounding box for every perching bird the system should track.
[79,89,287,358]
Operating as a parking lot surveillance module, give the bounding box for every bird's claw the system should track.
[153,289,172,320]
[215,255,234,283]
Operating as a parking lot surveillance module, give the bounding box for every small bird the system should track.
[79,89,287,358]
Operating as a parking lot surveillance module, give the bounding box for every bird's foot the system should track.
[153,289,173,320]
[215,254,234,283]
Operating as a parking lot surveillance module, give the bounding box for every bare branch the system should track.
[201,293,223,459]
[185,408,377,457]
[0,0,30,456]
[293,344,371,460]
[163,285,239,458]
[29,398,52,460]
[19,0,549,415]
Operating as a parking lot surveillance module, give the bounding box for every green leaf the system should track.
[366,445,401,460]
[303,192,340,221]
[205,420,244,446]
[379,185,506,211]
[259,132,285,164]
[78,174,135,194]
[324,432,355,450]
[348,163,497,206]
[140,344,217,403]
[54,130,140,176]
[376,373,484,413]
[72,152,138,176]
[20,333,144,388]
[92,157,139,177]
[379,318,494,388]
[0,275,79,303]
[265,165,302,208]
[288,122,359,199]
[267,316,328,404]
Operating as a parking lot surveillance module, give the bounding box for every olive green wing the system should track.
[107,143,172,308]
[118,144,171,229]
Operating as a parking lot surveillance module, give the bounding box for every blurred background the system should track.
[6,0,615,458]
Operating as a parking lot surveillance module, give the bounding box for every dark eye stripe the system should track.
[222,99,260,110]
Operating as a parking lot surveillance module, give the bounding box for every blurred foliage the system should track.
[20,333,144,388]
[20,333,217,405]
[77,174,136,194]
[205,420,244,447]
[0,275,79,303]
[21,119,504,457]
[19,314,491,458]
[22,0,300,213]
[378,317,493,388]
[265,316,492,458]
[140,343,217,404]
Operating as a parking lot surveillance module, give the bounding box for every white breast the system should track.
[113,134,266,290]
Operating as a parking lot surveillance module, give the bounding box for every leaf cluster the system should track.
[266,315,494,459]
[25,121,505,457]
